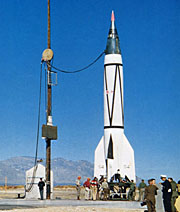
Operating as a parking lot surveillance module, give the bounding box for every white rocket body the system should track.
[94,11,135,182]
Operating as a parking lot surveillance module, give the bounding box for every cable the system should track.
[48,51,105,74]
[44,63,47,119]
[34,63,43,166]
[26,63,43,192]
[26,50,105,192]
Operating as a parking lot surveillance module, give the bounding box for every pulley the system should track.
[42,49,54,61]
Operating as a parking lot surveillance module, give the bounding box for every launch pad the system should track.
[0,199,145,211]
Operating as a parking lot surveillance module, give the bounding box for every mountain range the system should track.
[0,156,94,185]
[0,156,141,185]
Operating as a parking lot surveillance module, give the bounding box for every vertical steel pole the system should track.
[46,0,51,200]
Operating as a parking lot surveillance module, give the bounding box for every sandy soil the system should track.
[0,186,144,212]
[0,186,89,200]
[0,207,144,212]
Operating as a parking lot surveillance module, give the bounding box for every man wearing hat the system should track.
[144,178,158,212]
[160,175,172,212]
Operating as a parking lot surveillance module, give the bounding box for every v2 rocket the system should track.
[94,11,135,182]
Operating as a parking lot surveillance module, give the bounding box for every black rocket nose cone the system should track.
[105,11,121,55]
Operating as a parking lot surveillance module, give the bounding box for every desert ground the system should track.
[0,186,145,212]
[1,207,144,212]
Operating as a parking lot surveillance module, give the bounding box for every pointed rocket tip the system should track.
[111,10,115,22]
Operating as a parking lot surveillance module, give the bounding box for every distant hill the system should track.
[0,156,141,185]
[0,156,94,185]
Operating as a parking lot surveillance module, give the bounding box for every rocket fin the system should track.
[94,136,106,179]
[121,133,136,182]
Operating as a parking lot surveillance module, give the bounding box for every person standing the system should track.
[168,178,178,212]
[38,178,45,200]
[96,178,100,200]
[138,179,147,201]
[177,180,180,195]
[101,178,109,200]
[76,176,81,200]
[160,175,172,212]
[83,178,91,200]
[91,177,98,201]
[128,180,136,200]
[114,169,121,182]
[144,178,158,212]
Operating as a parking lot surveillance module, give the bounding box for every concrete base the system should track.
[0,199,145,211]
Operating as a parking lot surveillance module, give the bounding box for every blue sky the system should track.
[0,0,179,182]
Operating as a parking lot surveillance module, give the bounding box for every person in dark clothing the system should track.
[38,178,45,200]
[114,169,121,182]
[128,180,136,200]
[160,175,172,212]
[168,178,178,212]
[144,178,158,212]
[139,179,147,201]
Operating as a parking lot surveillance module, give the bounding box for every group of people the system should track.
[37,173,180,212]
[76,174,180,212]
[139,175,180,212]
[75,176,146,202]
[76,176,109,201]
[76,175,138,201]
